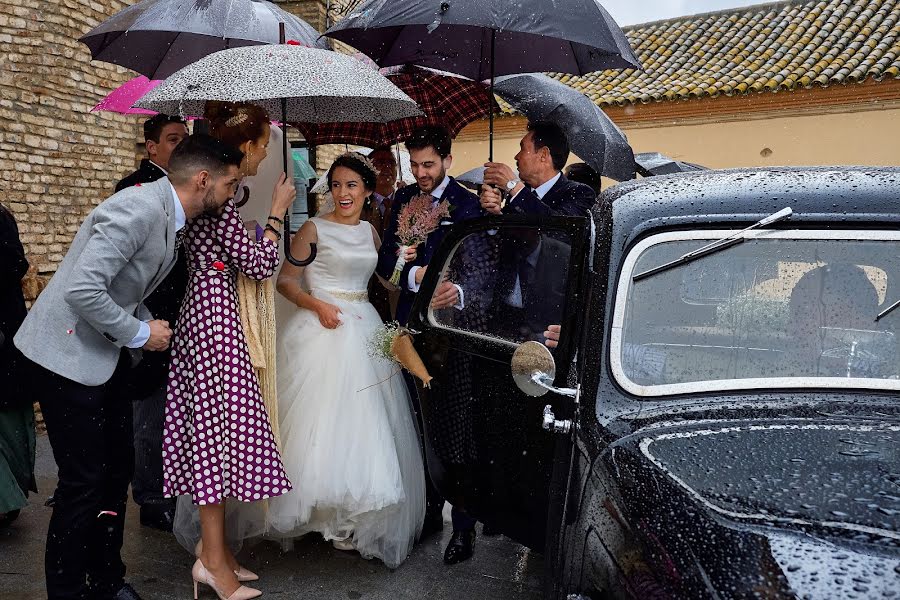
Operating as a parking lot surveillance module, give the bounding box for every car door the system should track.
[407,214,592,550]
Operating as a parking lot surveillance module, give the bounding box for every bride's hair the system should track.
[204,101,270,149]
[327,152,378,191]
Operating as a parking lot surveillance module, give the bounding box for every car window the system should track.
[611,230,900,396]
[429,227,573,346]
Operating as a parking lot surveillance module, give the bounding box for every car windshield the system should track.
[611,230,900,396]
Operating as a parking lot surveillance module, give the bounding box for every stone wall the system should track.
[0,0,142,275]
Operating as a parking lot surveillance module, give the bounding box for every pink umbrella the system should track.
[92,75,163,115]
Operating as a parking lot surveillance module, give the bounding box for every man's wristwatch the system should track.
[505,178,520,192]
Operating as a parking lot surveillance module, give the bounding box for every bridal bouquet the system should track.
[367,321,433,387]
[388,193,451,285]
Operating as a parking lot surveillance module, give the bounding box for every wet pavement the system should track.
[0,435,544,600]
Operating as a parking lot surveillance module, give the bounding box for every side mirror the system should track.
[511,341,577,398]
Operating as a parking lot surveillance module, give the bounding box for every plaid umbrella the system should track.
[294,66,497,147]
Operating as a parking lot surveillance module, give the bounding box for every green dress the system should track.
[0,403,36,514]
[0,204,36,517]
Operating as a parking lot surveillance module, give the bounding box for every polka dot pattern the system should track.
[163,199,292,505]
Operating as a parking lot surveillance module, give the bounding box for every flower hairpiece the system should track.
[225,111,250,127]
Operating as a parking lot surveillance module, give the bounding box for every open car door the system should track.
[408,215,592,550]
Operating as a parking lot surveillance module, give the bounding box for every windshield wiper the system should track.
[633,207,793,282]
[876,298,900,323]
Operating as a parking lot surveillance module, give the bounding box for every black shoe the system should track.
[480,523,501,537]
[139,503,175,532]
[112,584,142,600]
[420,510,444,540]
[443,529,476,565]
[0,510,20,529]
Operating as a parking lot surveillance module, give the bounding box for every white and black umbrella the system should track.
[635,153,707,177]
[135,45,422,123]
[80,0,328,79]
[137,43,423,265]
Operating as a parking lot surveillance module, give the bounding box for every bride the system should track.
[268,152,425,568]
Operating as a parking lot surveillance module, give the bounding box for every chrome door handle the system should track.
[542,405,572,435]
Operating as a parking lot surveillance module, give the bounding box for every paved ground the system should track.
[0,435,545,600]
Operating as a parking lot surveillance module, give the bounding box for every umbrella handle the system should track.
[282,212,318,266]
[277,20,316,267]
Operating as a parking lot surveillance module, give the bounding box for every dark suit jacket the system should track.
[115,162,188,398]
[503,173,595,218]
[491,235,570,344]
[115,159,166,193]
[377,177,482,324]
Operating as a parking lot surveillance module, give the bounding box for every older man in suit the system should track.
[15,134,243,600]
[480,120,596,218]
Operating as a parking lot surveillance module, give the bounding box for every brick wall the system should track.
[0,0,142,275]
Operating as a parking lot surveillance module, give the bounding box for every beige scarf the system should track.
[236,273,280,447]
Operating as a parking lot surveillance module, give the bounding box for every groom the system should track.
[15,134,243,600]
[377,126,489,565]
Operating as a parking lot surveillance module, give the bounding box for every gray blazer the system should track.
[15,178,179,386]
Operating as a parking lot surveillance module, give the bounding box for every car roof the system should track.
[599,167,900,247]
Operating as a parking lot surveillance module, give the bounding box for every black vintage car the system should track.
[408,167,900,599]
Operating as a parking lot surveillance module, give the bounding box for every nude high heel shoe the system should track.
[195,540,259,582]
[191,559,262,600]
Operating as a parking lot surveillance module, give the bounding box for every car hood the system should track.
[640,422,900,540]
[633,420,900,596]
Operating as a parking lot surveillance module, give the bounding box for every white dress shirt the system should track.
[509,171,561,204]
[126,181,186,348]
[406,176,464,309]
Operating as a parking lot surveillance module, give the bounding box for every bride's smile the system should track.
[330,165,369,224]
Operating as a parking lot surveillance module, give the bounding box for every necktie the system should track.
[174,228,185,253]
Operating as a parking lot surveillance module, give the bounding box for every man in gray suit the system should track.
[15,134,243,600]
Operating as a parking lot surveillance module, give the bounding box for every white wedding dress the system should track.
[266,216,425,568]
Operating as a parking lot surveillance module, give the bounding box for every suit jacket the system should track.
[116,161,189,397]
[376,177,482,324]
[115,159,166,193]
[491,235,570,344]
[503,173,595,217]
[15,178,179,386]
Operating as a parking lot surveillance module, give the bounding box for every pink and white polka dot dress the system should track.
[162,199,292,505]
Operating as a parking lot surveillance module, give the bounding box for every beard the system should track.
[201,188,228,217]
[417,167,447,194]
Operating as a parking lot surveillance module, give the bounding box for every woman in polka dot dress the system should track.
[163,102,295,600]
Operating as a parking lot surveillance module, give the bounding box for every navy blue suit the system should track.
[377,177,483,324]
[503,173,595,217]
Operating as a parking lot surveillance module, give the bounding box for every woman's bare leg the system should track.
[197,503,240,596]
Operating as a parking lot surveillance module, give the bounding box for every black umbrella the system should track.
[80,0,328,79]
[494,73,635,182]
[324,0,641,159]
[634,153,707,177]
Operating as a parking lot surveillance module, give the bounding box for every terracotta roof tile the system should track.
[518,0,900,111]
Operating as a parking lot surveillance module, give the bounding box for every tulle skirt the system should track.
[175,292,425,568]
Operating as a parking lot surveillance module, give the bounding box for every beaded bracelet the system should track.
[267,215,284,224]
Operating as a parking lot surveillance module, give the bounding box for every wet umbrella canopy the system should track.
[295,65,497,148]
[80,0,328,79]
[324,0,641,159]
[134,45,423,124]
[494,73,636,182]
[324,0,641,81]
